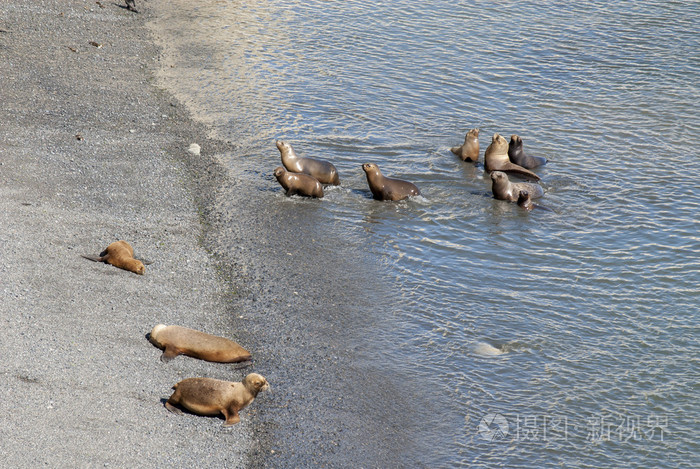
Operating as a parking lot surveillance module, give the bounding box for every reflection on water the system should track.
[150,0,699,467]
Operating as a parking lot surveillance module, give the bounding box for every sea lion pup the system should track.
[165,373,270,426]
[490,171,543,202]
[450,128,480,162]
[508,135,547,169]
[273,166,324,198]
[276,140,340,185]
[362,163,421,201]
[148,324,252,363]
[81,240,147,275]
[517,190,535,211]
[484,133,540,181]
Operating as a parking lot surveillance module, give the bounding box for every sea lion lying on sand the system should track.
[149,324,252,363]
[165,373,270,426]
[82,240,148,275]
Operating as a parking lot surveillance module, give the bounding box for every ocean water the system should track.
[149,1,699,467]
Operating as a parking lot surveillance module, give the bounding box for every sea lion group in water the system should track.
[274,140,421,202]
[273,127,550,210]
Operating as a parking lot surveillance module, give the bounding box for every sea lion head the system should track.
[468,128,480,138]
[273,166,286,178]
[490,171,508,185]
[243,373,270,394]
[148,324,167,346]
[132,261,146,275]
[510,134,523,149]
[517,190,534,210]
[362,163,380,175]
[275,140,291,153]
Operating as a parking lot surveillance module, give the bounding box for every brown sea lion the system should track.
[148,324,252,363]
[81,240,147,275]
[276,140,340,185]
[484,133,540,181]
[517,190,535,211]
[273,166,324,198]
[450,128,480,162]
[165,373,270,426]
[490,171,544,202]
[508,135,547,168]
[362,163,421,201]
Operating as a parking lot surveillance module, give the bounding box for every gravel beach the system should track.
[0,1,252,466]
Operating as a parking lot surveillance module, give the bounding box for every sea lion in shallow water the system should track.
[517,190,535,211]
[450,128,480,162]
[484,133,540,181]
[490,171,544,202]
[165,373,269,426]
[362,163,421,201]
[273,166,324,198]
[276,140,340,185]
[508,135,547,169]
[148,324,251,363]
[82,240,147,275]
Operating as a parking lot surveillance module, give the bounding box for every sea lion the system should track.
[148,324,252,363]
[81,240,147,275]
[273,166,324,198]
[450,128,480,162]
[276,140,340,185]
[165,373,270,426]
[362,163,421,201]
[490,171,543,202]
[484,133,540,181]
[517,190,535,211]
[508,135,547,168]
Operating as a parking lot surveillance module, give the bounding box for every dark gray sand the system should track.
[0,1,250,466]
[1,1,423,467]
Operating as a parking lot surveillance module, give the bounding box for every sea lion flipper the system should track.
[81,254,105,263]
[164,402,183,415]
[160,347,179,363]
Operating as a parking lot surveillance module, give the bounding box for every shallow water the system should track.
[149,1,699,467]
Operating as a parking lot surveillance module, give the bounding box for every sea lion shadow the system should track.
[160,399,235,426]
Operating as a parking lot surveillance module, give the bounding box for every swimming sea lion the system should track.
[362,163,421,201]
[273,166,324,198]
[81,240,147,275]
[517,190,535,211]
[165,373,270,426]
[484,133,540,181]
[276,140,340,185]
[148,324,252,363]
[490,171,544,202]
[508,135,547,168]
[450,128,480,162]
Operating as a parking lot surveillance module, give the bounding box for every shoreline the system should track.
[0,1,256,466]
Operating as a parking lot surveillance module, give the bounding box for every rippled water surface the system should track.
[150,1,698,467]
